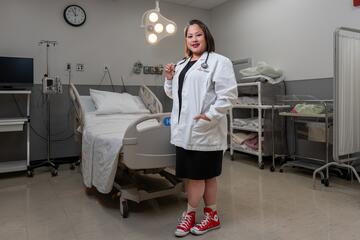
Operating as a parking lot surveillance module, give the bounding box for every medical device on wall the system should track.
[132,61,143,74]
[141,1,177,44]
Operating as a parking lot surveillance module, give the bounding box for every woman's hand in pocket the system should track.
[193,114,210,121]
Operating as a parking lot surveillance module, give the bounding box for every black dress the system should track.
[175,60,223,180]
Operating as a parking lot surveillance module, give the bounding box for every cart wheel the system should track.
[51,169,58,177]
[258,162,265,170]
[270,166,275,172]
[70,164,75,170]
[230,155,234,161]
[27,170,33,177]
[323,179,330,187]
[279,168,284,173]
[120,199,129,218]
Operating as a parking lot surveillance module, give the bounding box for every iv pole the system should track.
[28,40,59,177]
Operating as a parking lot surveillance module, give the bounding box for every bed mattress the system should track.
[82,112,157,193]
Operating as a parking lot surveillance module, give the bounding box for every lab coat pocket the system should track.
[191,118,220,146]
[193,118,216,133]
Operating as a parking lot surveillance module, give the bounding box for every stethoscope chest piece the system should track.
[201,62,208,69]
[201,52,210,69]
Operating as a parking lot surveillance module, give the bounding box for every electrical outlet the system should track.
[66,63,71,70]
[76,63,84,71]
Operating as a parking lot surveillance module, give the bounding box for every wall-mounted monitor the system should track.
[0,56,34,89]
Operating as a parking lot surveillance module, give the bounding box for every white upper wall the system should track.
[0,0,210,86]
[211,0,360,80]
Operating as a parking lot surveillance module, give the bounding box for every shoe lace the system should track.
[198,213,211,228]
[178,213,192,229]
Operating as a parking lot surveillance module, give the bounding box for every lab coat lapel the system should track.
[184,51,208,80]
[175,58,190,76]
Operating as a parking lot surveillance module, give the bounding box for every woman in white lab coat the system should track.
[164,19,237,237]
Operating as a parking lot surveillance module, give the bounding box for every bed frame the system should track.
[69,83,183,218]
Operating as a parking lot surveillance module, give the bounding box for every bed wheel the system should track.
[70,164,76,170]
[323,179,330,187]
[258,162,264,170]
[27,170,34,177]
[270,165,275,172]
[120,199,129,218]
[51,169,58,177]
[230,155,234,161]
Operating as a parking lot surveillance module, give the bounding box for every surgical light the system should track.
[154,23,164,33]
[141,1,177,45]
[166,24,175,34]
[148,33,158,44]
[149,12,158,23]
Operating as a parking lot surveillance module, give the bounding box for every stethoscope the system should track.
[176,52,210,69]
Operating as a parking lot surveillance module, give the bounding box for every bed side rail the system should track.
[122,113,174,170]
[69,83,84,133]
[139,85,163,114]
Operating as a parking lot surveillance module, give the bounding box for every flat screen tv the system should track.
[0,56,34,89]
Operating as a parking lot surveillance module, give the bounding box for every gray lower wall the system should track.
[0,78,332,164]
[285,78,333,99]
[283,78,333,160]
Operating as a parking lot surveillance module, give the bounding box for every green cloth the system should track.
[292,104,325,114]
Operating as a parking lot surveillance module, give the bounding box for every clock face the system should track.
[63,5,86,27]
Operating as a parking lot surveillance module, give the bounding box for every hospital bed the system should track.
[69,83,183,218]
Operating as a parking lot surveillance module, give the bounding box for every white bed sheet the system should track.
[82,112,157,193]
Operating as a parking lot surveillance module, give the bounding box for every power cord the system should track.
[98,66,116,92]
[12,91,75,143]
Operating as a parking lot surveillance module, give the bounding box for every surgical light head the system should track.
[141,1,177,45]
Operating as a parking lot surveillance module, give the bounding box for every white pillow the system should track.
[90,89,150,115]
[79,96,96,113]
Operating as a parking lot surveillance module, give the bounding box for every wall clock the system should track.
[63,5,86,27]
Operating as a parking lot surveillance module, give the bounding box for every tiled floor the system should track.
[1,154,360,240]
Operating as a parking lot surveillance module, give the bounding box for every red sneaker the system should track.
[174,211,196,237]
[190,207,220,235]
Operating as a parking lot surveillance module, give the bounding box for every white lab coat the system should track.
[164,52,238,151]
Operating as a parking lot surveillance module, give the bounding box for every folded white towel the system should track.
[257,62,283,78]
[241,74,285,84]
[239,62,284,84]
